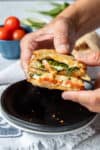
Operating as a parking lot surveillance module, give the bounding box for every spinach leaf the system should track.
[47,59,68,71]
[46,59,79,76]
[29,73,42,78]
[67,67,79,75]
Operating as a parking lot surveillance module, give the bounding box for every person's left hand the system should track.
[62,49,100,112]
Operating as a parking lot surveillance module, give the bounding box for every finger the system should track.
[86,105,100,112]
[54,18,70,54]
[20,33,38,73]
[35,33,54,49]
[79,103,100,112]
[74,49,100,66]
[20,30,54,73]
[62,90,96,106]
[62,89,100,113]
[35,33,53,42]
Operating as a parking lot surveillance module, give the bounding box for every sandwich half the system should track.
[27,49,91,91]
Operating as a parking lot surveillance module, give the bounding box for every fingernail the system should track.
[62,92,70,100]
[56,44,70,54]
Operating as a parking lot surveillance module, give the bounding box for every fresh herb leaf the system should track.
[39,2,69,18]
[46,59,68,71]
[22,18,46,29]
[67,67,79,75]
[39,7,62,17]
[30,73,42,78]
[23,2,69,30]
[46,59,79,76]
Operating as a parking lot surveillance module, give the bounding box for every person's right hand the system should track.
[20,16,76,73]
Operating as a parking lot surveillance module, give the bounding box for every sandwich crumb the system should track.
[59,120,64,124]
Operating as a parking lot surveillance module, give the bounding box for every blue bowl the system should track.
[0,25,32,59]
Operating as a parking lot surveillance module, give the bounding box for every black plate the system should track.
[0,80,96,134]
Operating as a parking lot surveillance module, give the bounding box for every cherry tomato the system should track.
[12,29,26,40]
[0,27,11,40]
[4,16,20,31]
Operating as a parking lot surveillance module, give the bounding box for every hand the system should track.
[20,16,76,72]
[62,50,100,112]
[20,0,100,73]
[74,49,100,66]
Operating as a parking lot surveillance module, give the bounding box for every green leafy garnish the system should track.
[30,73,42,78]
[23,2,69,30]
[46,59,79,75]
[22,18,46,29]
[39,2,69,18]
[47,59,68,71]
[67,67,79,75]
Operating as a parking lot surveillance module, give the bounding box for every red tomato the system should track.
[12,29,26,40]
[4,16,20,31]
[66,80,84,89]
[0,27,11,40]
[40,78,58,84]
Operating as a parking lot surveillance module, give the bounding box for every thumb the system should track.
[74,50,100,66]
[54,19,70,54]
[54,32,70,54]
[62,90,93,105]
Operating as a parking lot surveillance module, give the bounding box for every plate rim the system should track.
[0,106,97,135]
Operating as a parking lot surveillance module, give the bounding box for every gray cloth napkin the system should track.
[0,61,25,84]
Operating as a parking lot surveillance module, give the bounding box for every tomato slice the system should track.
[66,80,84,89]
[40,77,58,84]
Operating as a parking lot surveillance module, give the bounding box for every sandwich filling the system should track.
[28,49,90,91]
